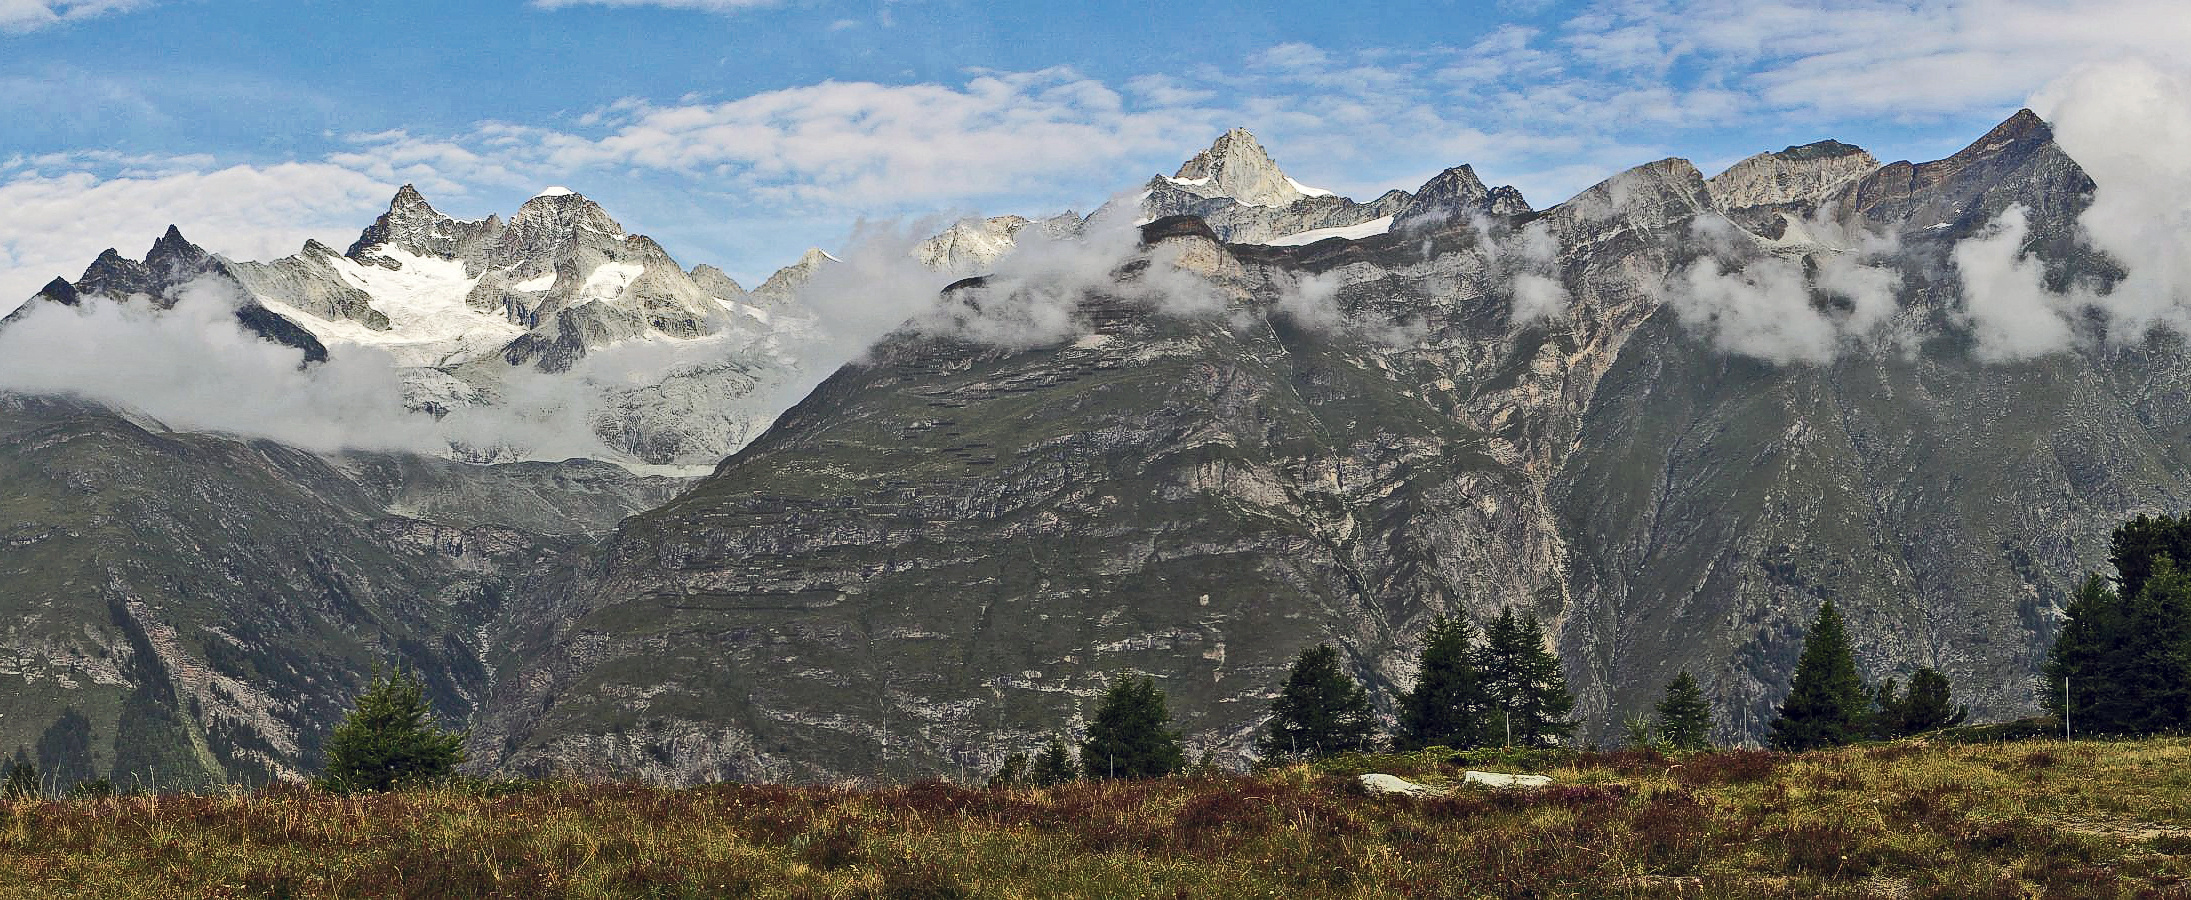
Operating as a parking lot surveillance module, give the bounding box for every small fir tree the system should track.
[1395,615,1488,750]
[1895,667,1968,735]
[1080,675,1185,780]
[2,757,39,799]
[987,751,1030,788]
[2107,559,2191,734]
[1621,714,1658,749]
[1030,737,1077,787]
[1653,671,1714,750]
[316,666,465,794]
[1769,599,1871,751]
[1256,644,1380,761]
[1479,608,1578,746]
[2042,572,2117,722]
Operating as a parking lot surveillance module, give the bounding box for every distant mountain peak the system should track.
[1166,127,1321,208]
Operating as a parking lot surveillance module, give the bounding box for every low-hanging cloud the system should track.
[1663,214,1905,364]
[0,281,440,454]
[1939,59,2191,361]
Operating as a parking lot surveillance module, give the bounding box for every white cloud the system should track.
[517,69,1213,209]
[2034,60,2191,346]
[1953,206,2080,362]
[0,159,393,315]
[0,0,148,33]
[0,281,439,454]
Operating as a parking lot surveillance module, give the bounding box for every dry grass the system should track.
[3,737,2191,898]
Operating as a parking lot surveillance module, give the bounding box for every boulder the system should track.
[1463,770,1552,789]
[1357,773,1439,796]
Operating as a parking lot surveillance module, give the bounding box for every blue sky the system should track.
[2,0,2185,303]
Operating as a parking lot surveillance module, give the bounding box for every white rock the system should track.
[1463,770,1553,789]
[1357,773,1439,796]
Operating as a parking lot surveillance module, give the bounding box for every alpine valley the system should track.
[2,113,2180,787]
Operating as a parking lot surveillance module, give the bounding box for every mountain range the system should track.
[1,113,2179,787]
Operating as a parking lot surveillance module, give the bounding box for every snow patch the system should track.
[1287,176,1335,198]
[512,272,556,292]
[534,186,575,198]
[580,262,646,302]
[1260,215,1395,246]
[277,246,525,368]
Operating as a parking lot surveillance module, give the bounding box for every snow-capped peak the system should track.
[534,186,577,199]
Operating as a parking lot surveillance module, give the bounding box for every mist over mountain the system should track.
[4,58,2191,786]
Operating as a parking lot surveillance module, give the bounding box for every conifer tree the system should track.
[316,666,465,794]
[2107,558,2191,734]
[1895,667,1968,735]
[1769,599,1871,751]
[1653,670,1714,750]
[2,757,38,799]
[1030,736,1077,786]
[1080,675,1185,780]
[1256,644,1379,760]
[1396,615,1488,750]
[2042,572,2117,722]
[987,751,1030,788]
[1478,607,1578,746]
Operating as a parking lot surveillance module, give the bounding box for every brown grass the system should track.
[2,737,2190,897]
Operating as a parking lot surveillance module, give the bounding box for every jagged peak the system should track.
[1948,107,2053,160]
[1166,127,1317,208]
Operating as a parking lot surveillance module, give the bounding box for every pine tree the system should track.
[1769,599,1871,751]
[2,756,39,799]
[1653,670,1714,750]
[316,666,465,794]
[1080,675,1185,780]
[2108,513,2191,600]
[1256,644,1379,761]
[1396,615,1488,751]
[2042,572,2118,722]
[987,751,1030,788]
[1896,667,1968,735]
[33,707,96,790]
[1478,608,1577,746]
[1030,737,1077,787]
[2107,559,2191,734]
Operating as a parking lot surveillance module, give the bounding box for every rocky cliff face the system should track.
[0,393,691,787]
[470,109,2181,783]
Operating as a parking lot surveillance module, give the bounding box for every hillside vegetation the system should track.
[3,735,2189,898]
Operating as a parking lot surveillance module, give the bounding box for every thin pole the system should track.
[2064,676,2071,741]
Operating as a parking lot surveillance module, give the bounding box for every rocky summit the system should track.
[0,112,2181,788]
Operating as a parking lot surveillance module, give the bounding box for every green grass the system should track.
[5,736,2191,897]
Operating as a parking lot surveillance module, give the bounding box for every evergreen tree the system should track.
[1653,671,1714,750]
[1478,608,1578,746]
[1769,599,1871,751]
[316,666,465,794]
[1030,737,1077,787]
[2,756,38,799]
[1868,676,1904,740]
[2042,572,2118,722]
[2108,513,2191,600]
[1395,615,1488,751]
[987,751,1030,788]
[1895,667,1969,735]
[34,707,96,790]
[2106,559,2191,734]
[1256,644,1379,760]
[1080,675,1185,780]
